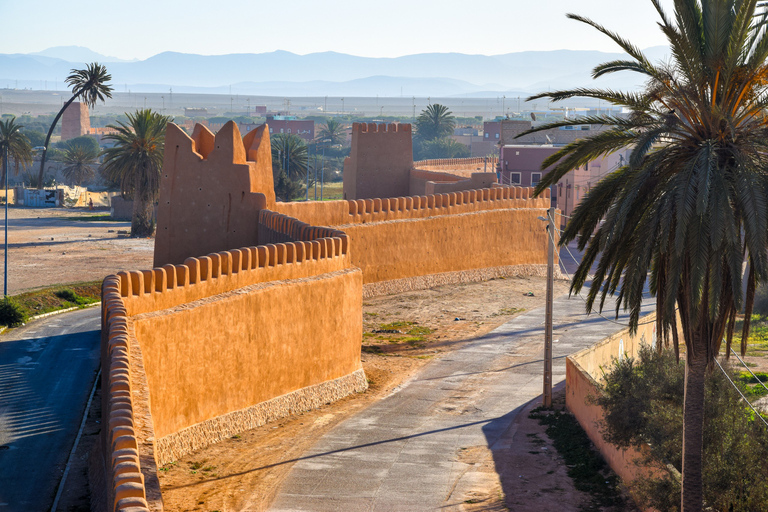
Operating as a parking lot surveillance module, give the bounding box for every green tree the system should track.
[524,2,768,510]
[0,117,32,186]
[414,104,455,141]
[59,143,99,186]
[316,119,346,146]
[271,133,308,181]
[101,109,171,237]
[414,138,470,160]
[38,63,113,189]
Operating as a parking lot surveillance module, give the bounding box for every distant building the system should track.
[499,144,629,219]
[266,116,314,141]
[184,108,208,117]
[61,102,90,141]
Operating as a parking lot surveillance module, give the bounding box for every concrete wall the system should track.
[153,121,275,267]
[342,122,413,200]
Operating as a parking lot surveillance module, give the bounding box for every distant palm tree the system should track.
[101,109,171,237]
[316,119,346,146]
[59,143,99,186]
[0,117,32,186]
[38,63,113,189]
[271,133,308,181]
[524,1,768,510]
[415,104,455,141]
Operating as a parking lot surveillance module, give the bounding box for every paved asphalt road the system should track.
[270,280,653,511]
[0,307,101,512]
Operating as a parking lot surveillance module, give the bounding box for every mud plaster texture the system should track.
[127,327,164,510]
[154,368,368,466]
[362,264,566,298]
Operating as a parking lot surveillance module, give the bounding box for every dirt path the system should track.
[157,276,578,511]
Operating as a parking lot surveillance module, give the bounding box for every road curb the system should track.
[0,301,102,336]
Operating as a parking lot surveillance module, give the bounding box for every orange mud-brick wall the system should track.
[274,186,553,287]
[342,122,414,200]
[93,216,366,509]
[154,121,275,267]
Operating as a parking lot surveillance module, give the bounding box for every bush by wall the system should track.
[595,346,768,512]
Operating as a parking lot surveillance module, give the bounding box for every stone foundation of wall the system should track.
[362,264,565,298]
[154,368,368,465]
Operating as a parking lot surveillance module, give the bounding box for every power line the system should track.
[730,348,768,393]
[714,358,768,428]
[545,212,657,328]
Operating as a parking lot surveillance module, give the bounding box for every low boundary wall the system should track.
[566,312,664,486]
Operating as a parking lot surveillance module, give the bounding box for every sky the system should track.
[1,0,675,60]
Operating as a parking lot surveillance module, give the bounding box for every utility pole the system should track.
[3,144,8,296]
[543,206,555,407]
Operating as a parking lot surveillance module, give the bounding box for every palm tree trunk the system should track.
[681,340,707,512]
[38,94,78,189]
[131,165,155,238]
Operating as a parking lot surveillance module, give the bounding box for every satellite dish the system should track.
[530,112,537,121]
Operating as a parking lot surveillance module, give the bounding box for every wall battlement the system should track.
[354,122,411,134]
[154,121,276,267]
[120,217,349,316]
[343,123,413,200]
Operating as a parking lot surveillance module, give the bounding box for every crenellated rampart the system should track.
[95,120,558,510]
[94,213,364,511]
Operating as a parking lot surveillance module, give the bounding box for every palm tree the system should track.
[316,119,346,146]
[38,63,113,189]
[101,109,171,237]
[271,133,308,181]
[59,143,99,186]
[524,2,768,510]
[0,117,32,186]
[415,104,455,141]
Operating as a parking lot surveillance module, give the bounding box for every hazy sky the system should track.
[2,0,674,59]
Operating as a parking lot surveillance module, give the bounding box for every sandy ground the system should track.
[3,206,154,294]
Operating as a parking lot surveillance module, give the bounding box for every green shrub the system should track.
[54,289,95,306]
[0,296,27,327]
[596,346,768,511]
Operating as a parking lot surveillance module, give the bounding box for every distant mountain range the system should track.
[0,46,670,97]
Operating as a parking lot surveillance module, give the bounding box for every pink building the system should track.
[266,116,315,141]
[499,144,629,218]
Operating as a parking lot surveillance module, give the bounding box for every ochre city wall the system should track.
[95,215,364,511]
[274,186,553,290]
[413,156,499,172]
[342,122,414,200]
[154,121,275,267]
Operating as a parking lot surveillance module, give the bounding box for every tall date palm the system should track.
[102,109,171,237]
[0,118,32,185]
[38,63,113,189]
[524,1,768,510]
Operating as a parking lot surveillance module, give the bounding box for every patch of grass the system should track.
[529,407,626,511]
[2,281,102,325]
[365,311,379,317]
[61,214,122,222]
[379,320,415,330]
[492,307,525,317]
